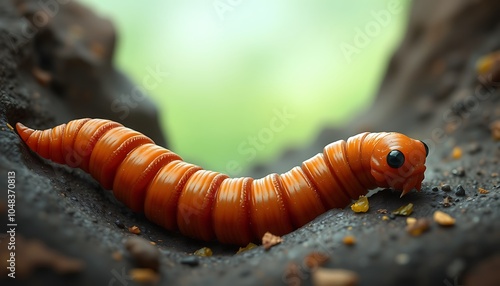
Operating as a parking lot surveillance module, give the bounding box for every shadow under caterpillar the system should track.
[16,118,428,245]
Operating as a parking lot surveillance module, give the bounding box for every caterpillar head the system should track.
[370,133,428,197]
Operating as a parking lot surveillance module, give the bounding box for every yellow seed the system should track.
[351,196,369,213]
[451,147,462,159]
[129,268,159,284]
[476,51,500,75]
[393,203,414,216]
[433,211,455,226]
[342,235,356,246]
[406,217,417,225]
[128,226,141,234]
[194,247,213,257]
[236,243,257,254]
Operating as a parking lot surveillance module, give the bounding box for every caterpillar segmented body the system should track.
[16,119,428,245]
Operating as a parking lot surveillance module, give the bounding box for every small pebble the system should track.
[441,184,452,192]
[125,237,160,271]
[304,252,330,269]
[262,232,282,250]
[406,218,431,236]
[451,167,465,177]
[114,220,125,229]
[128,226,141,234]
[395,253,410,265]
[455,185,466,196]
[432,186,439,192]
[441,196,453,207]
[180,256,199,267]
[313,268,359,286]
[129,268,159,284]
[490,120,500,140]
[478,187,490,194]
[467,142,482,154]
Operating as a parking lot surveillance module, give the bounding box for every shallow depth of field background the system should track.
[78,0,410,175]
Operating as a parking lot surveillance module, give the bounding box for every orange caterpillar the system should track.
[16,119,428,245]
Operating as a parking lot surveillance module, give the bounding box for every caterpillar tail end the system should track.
[15,122,34,142]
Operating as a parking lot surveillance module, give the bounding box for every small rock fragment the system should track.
[350,196,369,213]
[451,167,465,177]
[284,262,302,284]
[128,226,141,234]
[406,218,431,236]
[455,185,466,196]
[431,186,439,192]
[312,268,359,286]
[180,256,199,267]
[433,211,456,226]
[129,268,159,284]
[490,120,500,141]
[406,217,417,225]
[467,142,482,154]
[114,219,125,229]
[125,237,160,271]
[32,67,53,86]
[478,187,490,194]
[193,247,212,257]
[111,251,123,261]
[376,209,388,214]
[441,184,452,192]
[262,232,282,250]
[441,196,452,207]
[304,252,330,269]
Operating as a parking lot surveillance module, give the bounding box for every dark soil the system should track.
[1,1,500,286]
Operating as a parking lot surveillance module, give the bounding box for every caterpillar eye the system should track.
[387,150,405,168]
[420,140,429,157]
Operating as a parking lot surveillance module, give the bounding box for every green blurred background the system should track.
[78,0,410,175]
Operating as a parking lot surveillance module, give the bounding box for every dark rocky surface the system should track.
[1,0,500,286]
